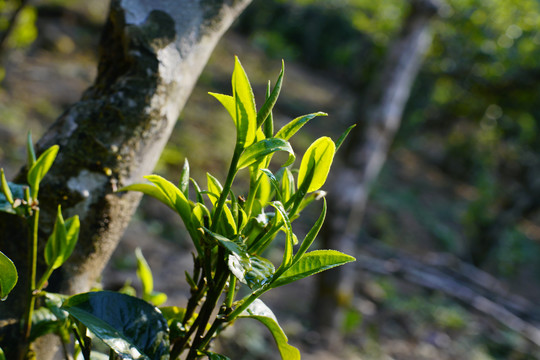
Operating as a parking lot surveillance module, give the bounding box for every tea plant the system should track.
[0,57,355,360]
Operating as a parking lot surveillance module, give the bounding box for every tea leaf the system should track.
[292,199,326,266]
[239,299,300,360]
[144,175,192,229]
[270,201,294,272]
[135,248,153,299]
[0,169,13,205]
[245,256,275,290]
[119,183,174,211]
[44,206,67,269]
[0,250,17,299]
[206,173,223,207]
[257,60,284,129]
[27,145,59,199]
[62,291,170,360]
[26,131,36,168]
[335,124,356,151]
[237,138,295,170]
[232,56,257,147]
[275,112,327,141]
[297,137,335,193]
[271,250,355,288]
[208,93,235,121]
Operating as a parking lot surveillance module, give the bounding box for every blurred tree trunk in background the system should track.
[313,0,441,345]
[0,0,251,358]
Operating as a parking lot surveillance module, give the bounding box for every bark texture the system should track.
[0,0,251,358]
[312,0,441,344]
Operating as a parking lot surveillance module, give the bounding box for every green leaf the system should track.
[62,291,169,360]
[206,173,223,207]
[257,60,284,128]
[0,182,25,215]
[144,175,192,229]
[244,256,275,290]
[232,56,257,147]
[260,169,282,203]
[0,346,5,360]
[275,112,327,141]
[220,204,237,238]
[335,124,356,151]
[237,138,295,170]
[297,137,336,193]
[279,168,295,205]
[135,248,153,299]
[269,201,294,272]
[263,82,274,138]
[29,307,64,342]
[27,145,59,200]
[271,250,355,288]
[179,158,190,197]
[206,352,231,360]
[292,198,326,266]
[119,183,174,211]
[44,206,79,271]
[44,206,67,270]
[208,93,235,122]
[239,299,300,360]
[0,169,13,205]
[0,250,17,299]
[26,131,36,168]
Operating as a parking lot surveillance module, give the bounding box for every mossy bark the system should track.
[0,0,251,358]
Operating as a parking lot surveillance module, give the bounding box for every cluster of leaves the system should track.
[121,57,355,359]
[0,58,354,360]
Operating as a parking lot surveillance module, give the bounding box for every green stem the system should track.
[23,209,39,341]
[186,254,229,359]
[210,144,243,232]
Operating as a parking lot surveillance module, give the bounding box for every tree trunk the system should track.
[0,0,251,358]
[312,0,441,345]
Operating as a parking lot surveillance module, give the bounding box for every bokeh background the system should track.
[2,0,540,359]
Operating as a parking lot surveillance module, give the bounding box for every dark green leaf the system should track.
[0,250,17,299]
[62,291,169,360]
[239,300,300,360]
[237,138,295,170]
[26,131,36,168]
[27,145,59,199]
[275,112,327,141]
[206,352,231,360]
[271,250,355,288]
[335,124,356,151]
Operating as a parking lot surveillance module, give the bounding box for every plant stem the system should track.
[185,253,230,359]
[23,209,39,341]
[211,144,243,232]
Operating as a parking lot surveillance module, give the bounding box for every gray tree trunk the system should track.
[312,0,441,346]
[0,0,251,358]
